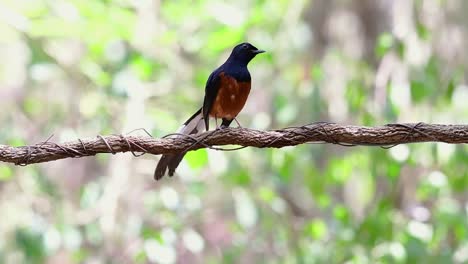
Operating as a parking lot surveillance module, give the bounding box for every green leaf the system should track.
[410,81,428,103]
[376,32,394,57]
[445,79,455,101]
[333,205,350,223]
[15,228,45,263]
[316,194,331,208]
[396,40,406,58]
[386,161,401,180]
[134,250,147,263]
[257,186,275,203]
[23,97,43,117]
[227,169,251,186]
[304,219,328,240]
[328,158,352,183]
[141,227,163,243]
[72,249,89,264]
[185,149,208,169]
[346,80,366,112]
[205,27,244,52]
[130,56,156,81]
[278,151,295,182]
[311,64,324,81]
[8,137,26,147]
[0,165,13,181]
[416,21,430,40]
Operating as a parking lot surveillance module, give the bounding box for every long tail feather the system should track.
[154,108,204,180]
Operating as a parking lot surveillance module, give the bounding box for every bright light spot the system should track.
[407,221,433,242]
[79,92,102,118]
[63,227,82,250]
[161,228,177,245]
[293,23,312,51]
[328,97,348,122]
[182,229,205,253]
[428,171,447,188]
[271,197,286,214]
[390,82,411,109]
[232,188,258,229]
[30,63,59,82]
[105,40,127,63]
[0,6,29,31]
[59,128,79,142]
[208,151,227,175]
[252,112,271,130]
[56,1,80,22]
[44,227,61,253]
[390,144,410,162]
[113,69,140,95]
[159,187,179,210]
[437,143,456,164]
[185,195,202,211]
[405,35,431,66]
[454,243,468,263]
[126,215,142,237]
[374,241,406,261]
[277,104,298,124]
[411,206,430,222]
[439,198,460,214]
[453,85,468,117]
[208,3,246,26]
[392,0,412,39]
[144,239,176,264]
[388,242,406,261]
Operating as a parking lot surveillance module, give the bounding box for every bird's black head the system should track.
[228,42,265,65]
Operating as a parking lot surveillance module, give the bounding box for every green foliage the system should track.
[15,228,46,264]
[376,33,394,58]
[0,0,466,263]
[0,165,13,181]
[185,149,209,170]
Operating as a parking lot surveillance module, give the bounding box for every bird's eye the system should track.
[242,44,249,49]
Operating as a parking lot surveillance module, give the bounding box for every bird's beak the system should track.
[253,49,265,54]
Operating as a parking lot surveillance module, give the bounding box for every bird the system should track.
[154,42,265,180]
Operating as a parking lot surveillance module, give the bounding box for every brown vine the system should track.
[0,122,466,166]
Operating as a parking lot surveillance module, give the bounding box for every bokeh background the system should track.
[1,0,468,263]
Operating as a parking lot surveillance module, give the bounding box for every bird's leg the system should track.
[215,116,220,130]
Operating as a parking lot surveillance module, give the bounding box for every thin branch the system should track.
[0,122,467,166]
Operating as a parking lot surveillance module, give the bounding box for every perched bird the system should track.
[154,42,265,180]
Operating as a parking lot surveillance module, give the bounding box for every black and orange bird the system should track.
[154,42,265,180]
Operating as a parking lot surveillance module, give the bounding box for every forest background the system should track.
[0,0,467,263]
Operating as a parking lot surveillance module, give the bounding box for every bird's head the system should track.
[228,42,265,65]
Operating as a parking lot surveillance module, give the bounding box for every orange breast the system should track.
[209,73,251,119]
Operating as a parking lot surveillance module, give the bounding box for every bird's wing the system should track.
[202,68,223,130]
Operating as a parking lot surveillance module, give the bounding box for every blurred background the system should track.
[0,0,467,263]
